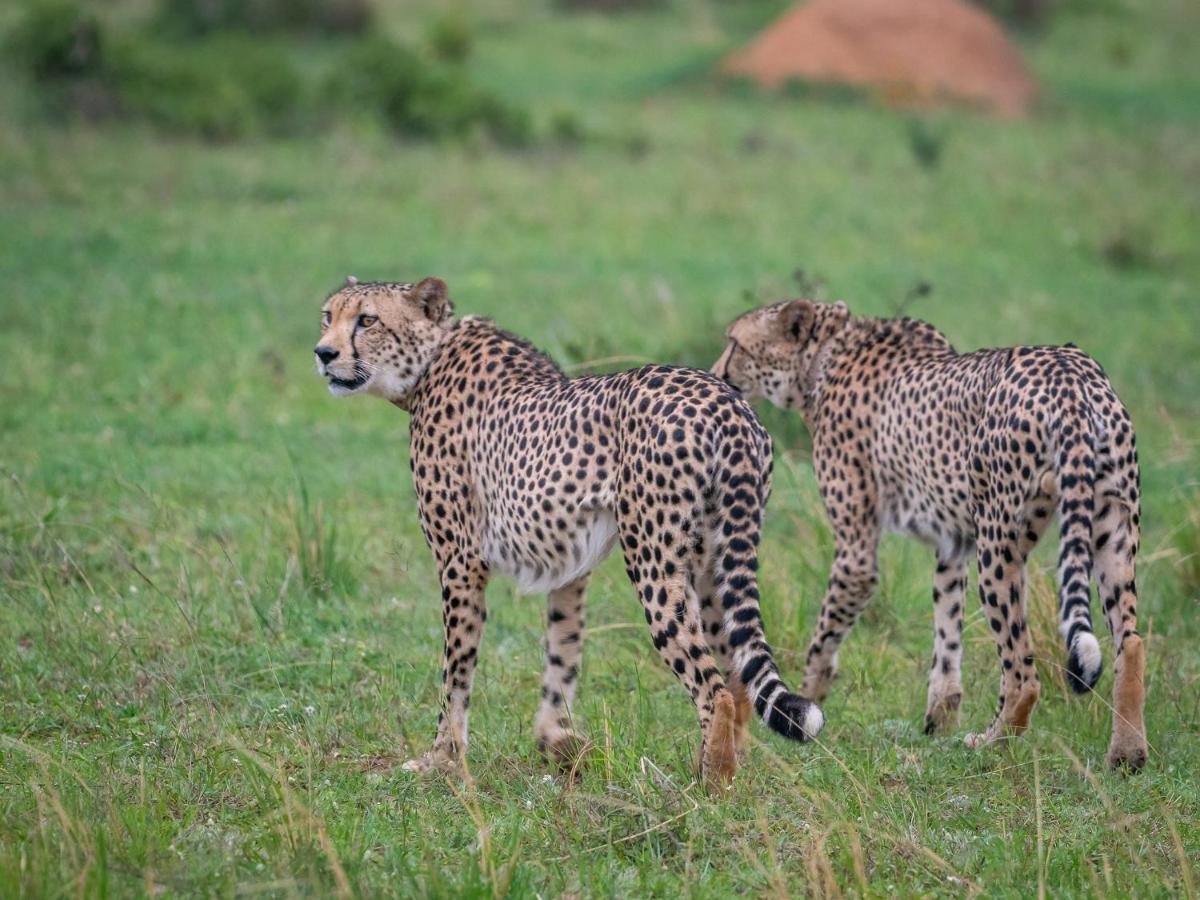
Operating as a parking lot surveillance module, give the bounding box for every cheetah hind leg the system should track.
[1106,635,1147,771]
[729,675,753,758]
[695,562,753,760]
[963,680,1040,749]
[700,690,739,791]
[534,575,592,774]
[965,528,1041,749]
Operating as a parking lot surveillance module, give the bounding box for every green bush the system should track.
[549,108,585,146]
[975,0,1056,28]
[7,2,530,146]
[427,11,473,63]
[157,0,372,37]
[110,35,305,140]
[8,0,105,80]
[332,35,530,146]
[555,0,666,11]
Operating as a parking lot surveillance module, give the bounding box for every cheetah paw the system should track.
[963,732,988,750]
[538,729,590,771]
[923,691,962,735]
[1106,735,1148,773]
[401,750,461,776]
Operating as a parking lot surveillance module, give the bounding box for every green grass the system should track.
[1,0,1198,895]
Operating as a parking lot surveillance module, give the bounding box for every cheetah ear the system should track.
[779,299,815,343]
[346,275,358,287]
[412,277,453,323]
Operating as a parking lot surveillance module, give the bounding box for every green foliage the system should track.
[549,107,586,146]
[556,0,667,11]
[156,0,372,37]
[1100,225,1164,271]
[905,116,948,169]
[5,1,532,145]
[287,470,357,598]
[976,0,1056,29]
[7,0,104,80]
[427,10,473,64]
[110,34,305,139]
[333,35,530,145]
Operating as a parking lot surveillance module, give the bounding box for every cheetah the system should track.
[313,276,824,789]
[712,299,1147,769]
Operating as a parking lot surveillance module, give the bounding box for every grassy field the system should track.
[1,0,1198,895]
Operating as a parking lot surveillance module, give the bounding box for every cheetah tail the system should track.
[709,442,824,743]
[1055,410,1103,694]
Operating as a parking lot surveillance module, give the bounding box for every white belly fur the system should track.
[486,509,619,595]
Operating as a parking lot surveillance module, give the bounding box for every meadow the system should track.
[1,0,1198,895]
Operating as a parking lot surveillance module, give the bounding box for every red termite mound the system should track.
[722,0,1038,117]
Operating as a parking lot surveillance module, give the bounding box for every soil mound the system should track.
[722,0,1037,116]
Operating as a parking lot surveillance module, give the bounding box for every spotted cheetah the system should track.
[712,299,1147,769]
[313,276,823,789]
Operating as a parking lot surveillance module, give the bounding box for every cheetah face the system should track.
[315,276,454,406]
[712,299,849,412]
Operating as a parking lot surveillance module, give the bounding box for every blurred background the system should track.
[1,0,1197,895]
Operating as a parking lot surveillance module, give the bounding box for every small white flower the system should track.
[93,604,103,614]
[128,585,139,595]
[304,705,316,715]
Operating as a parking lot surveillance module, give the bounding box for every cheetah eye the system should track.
[321,310,331,327]
[358,314,378,329]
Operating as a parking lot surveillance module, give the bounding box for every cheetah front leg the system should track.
[403,556,490,776]
[534,574,590,769]
[924,553,968,734]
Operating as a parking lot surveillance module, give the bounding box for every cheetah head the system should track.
[315,276,454,407]
[712,299,849,413]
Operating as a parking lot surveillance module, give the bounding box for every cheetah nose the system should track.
[315,345,339,365]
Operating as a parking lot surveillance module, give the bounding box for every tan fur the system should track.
[702,691,739,791]
[729,676,754,756]
[1107,635,1148,770]
[1008,681,1040,734]
[715,299,1148,768]
[318,277,823,788]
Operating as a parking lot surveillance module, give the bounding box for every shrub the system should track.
[427,11,473,63]
[975,0,1056,28]
[110,35,305,139]
[8,3,529,146]
[8,0,105,80]
[332,35,530,146]
[157,0,372,37]
[549,108,585,146]
[556,0,665,11]
[905,117,946,169]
